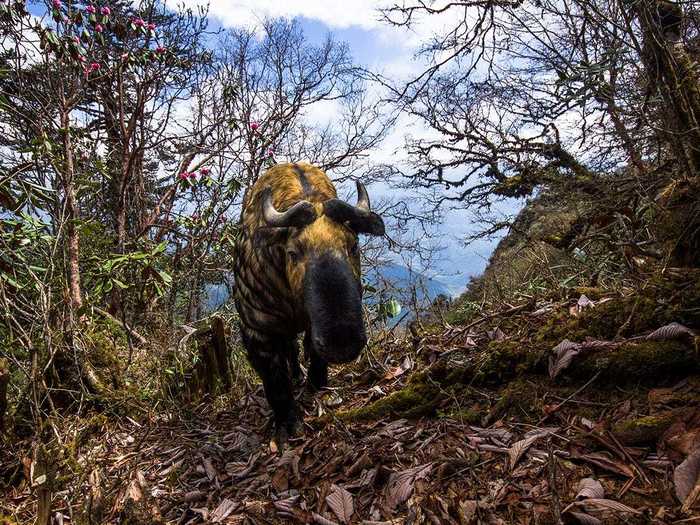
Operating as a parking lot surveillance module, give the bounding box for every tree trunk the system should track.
[637,0,700,174]
[60,108,82,313]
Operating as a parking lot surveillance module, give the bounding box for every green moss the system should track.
[438,407,482,425]
[567,287,606,300]
[612,412,678,445]
[339,380,441,421]
[575,340,698,383]
[490,378,542,421]
[474,341,545,384]
[535,294,672,346]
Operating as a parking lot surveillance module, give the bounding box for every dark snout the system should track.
[304,253,367,364]
[312,329,367,364]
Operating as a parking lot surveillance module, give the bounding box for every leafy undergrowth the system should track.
[2,284,700,524]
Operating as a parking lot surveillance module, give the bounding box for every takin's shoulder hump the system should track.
[255,163,337,206]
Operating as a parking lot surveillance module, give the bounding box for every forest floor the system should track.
[2,290,700,524]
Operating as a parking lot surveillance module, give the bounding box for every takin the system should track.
[233,162,385,443]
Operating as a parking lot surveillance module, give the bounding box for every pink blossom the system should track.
[94,23,103,32]
[100,6,110,15]
[52,0,61,8]
[132,17,145,27]
[199,167,210,176]
[249,121,260,130]
[90,62,100,71]
[85,4,95,13]
[178,172,189,180]
[156,46,166,54]
[266,148,274,157]
[147,22,156,30]
[188,172,197,179]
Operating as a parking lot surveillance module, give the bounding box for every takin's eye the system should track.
[287,248,301,263]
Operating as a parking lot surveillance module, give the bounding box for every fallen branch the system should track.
[93,307,147,346]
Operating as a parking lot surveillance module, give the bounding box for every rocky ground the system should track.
[2,289,700,524]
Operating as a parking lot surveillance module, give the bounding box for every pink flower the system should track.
[199,167,210,176]
[85,5,95,13]
[90,61,100,71]
[132,17,144,27]
[147,22,156,30]
[178,172,189,180]
[52,0,61,8]
[188,172,197,179]
[100,6,110,15]
[155,46,166,54]
[95,23,103,32]
[249,121,259,130]
[266,148,274,157]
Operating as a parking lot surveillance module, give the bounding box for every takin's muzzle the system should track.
[303,252,367,364]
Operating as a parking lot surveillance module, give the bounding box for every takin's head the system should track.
[261,181,384,364]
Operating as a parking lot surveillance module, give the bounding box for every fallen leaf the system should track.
[312,512,340,525]
[674,446,700,505]
[210,498,237,523]
[458,500,478,522]
[576,478,604,500]
[647,322,696,341]
[568,511,602,524]
[326,485,354,524]
[570,452,635,478]
[202,457,217,480]
[574,498,640,515]
[508,429,554,469]
[549,339,581,378]
[385,463,432,509]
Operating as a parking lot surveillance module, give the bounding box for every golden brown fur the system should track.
[234,163,360,342]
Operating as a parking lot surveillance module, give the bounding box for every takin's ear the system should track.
[323,199,385,236]
[253,226,292,245]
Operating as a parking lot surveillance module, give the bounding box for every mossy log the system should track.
[612,411,681,445]
[339,337,698,423]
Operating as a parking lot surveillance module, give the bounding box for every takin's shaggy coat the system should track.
[233,163,384,442]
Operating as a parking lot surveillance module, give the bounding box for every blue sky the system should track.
[27,0,520,294]
[176,0,523,295]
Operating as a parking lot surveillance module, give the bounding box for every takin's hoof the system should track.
[271,416,302,452]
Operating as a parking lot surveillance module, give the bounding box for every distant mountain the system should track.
[204,263,450,315]
[365,262,450,302]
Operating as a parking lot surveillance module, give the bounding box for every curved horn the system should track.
[261,188,317,228]
[323,182,385,237]
[356,181,371,211]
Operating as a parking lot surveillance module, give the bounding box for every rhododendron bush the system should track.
[0,0,388,462]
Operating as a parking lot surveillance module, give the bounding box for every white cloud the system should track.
[176,0,391,31]
[172,0,460,52]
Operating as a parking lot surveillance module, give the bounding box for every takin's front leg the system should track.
[246,338,300,445]
[304,333,328,390]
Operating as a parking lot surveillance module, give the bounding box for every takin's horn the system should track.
[261,187,317,228]
[323,181,385,236]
